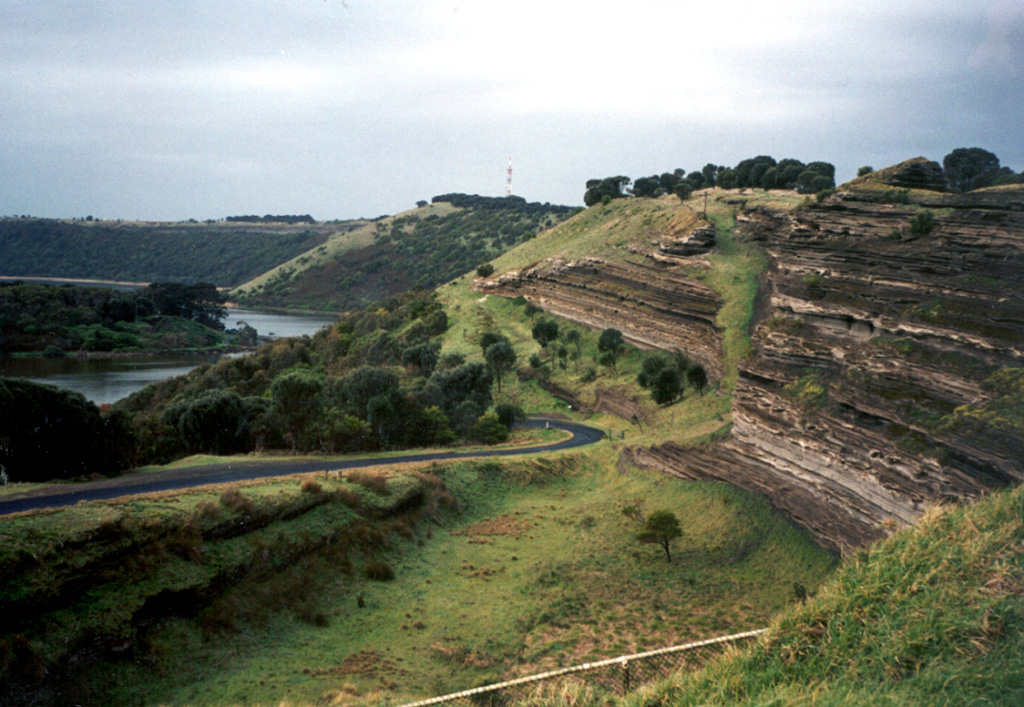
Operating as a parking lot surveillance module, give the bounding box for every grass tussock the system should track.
[347,469,391,496]
[363,560,395,582]
[628,485,1024,706]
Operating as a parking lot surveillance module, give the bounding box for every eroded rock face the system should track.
[479,255,724,379]
[883,157,947,191]
[480,180,1024,555]
[637,184,1024,554]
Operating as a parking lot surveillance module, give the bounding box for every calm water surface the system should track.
[0,308,338,405]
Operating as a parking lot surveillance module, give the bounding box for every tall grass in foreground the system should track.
[619,485,1024,706]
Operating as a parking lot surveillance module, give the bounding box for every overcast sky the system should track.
[1,0,1021,221]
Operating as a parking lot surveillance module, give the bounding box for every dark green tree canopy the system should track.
[430,362,493,418]
[686,363,708,396]
[636,509,683,563]
[484,339,517,393]
[145,282,227,330]
[597,328,625,355]
[0,378,136,481]
[532,319,560,349]
[942,147,1004,192]
[584,176,631,206]
[651,366,684,405]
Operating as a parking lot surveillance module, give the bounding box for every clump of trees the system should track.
[585,155,837,206]
[0,281,231,354]
[636,351,708,404]
[942,147,1023,192]
[121,290,517,465]
[0,378,136,481]
[583,177,631,206]
[226,214,316,224]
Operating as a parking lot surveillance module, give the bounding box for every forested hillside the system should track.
[0,281,246,355]
[231,194,575,311]
[0,218,351,287]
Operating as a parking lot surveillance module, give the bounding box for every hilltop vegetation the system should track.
[0,281,245,356]
[231,194,575,312]
[0,217,342,287]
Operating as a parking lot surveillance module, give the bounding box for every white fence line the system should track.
[398,627,769,707]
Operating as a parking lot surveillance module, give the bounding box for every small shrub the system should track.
[476,264,494,277]
[908,209,936,236]
[300,478,323,495]
[348,469,390,496]
[42,345,66,358]
[364,561,395,581]
[580,366,597,383]
[168,517,204,561]
[877,188,910,204]
[336,487,362,509]
[219,487,255,516]
[196,499,219,518]
[478,461,503,479]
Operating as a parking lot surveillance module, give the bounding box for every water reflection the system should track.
[0,308,338,405]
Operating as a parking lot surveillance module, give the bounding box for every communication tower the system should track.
[506,156,513,197]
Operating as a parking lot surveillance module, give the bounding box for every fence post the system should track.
[621,658,630,693]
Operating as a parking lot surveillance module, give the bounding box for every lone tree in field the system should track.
[623,505,683,563]
[531,319,559,361]
[484,340,517,393]
[639,510,682,563]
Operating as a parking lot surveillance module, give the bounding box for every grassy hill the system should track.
[0,217,349,288]
[620,482,1024,706]
[230,195,576,312]
[3,170,1023,705]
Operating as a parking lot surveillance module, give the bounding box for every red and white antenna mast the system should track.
[505,156,513,197]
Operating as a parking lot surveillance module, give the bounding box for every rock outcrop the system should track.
[633,180,1024,554]
[882,157,947,191]
[480,171,1024,555]
[479,255,724,379]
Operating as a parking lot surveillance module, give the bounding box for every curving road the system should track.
[0,418,605,516]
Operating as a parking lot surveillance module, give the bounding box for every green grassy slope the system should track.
[39,453,832,706]
[622,483,1024,707]
[231,197,574,312]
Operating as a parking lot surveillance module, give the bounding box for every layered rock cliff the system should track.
[480,161,1024,555]
[478,244,724,380]
[634,168,1024,554]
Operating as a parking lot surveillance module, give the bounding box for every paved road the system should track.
[0,418,605,516]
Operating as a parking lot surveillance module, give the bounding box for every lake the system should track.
[0,308,338,405]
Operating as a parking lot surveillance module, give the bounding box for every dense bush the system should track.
[0,378,136,481]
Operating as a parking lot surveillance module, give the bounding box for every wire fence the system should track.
[398,628,767,707]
